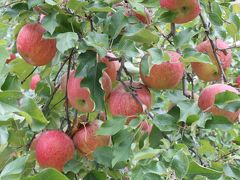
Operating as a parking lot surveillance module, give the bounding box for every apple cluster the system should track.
[8,0,239,172]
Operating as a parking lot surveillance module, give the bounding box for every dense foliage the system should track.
[0,0,240,179]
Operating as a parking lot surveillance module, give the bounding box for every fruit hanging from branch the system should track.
[198,84,240,122]
[192,39,232,82]
[35,130,74,171]
[73,120,110,159]
[160,0,201,24]
[100,53,121,83]
[29,74,41,90]
[140,51,184,90]
[16,23,57,66]
[108,82,152,117]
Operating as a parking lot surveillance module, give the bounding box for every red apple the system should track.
[127,116,152,135]
[30,74,41,90]
[191,39,232,82]
[160,0,201,24]
[73,120,110,159]
[100,53,121,83]
[198,84,240,122]
[67,70,95,113]
[16,23,56,66]
[39,14,46,23]
[140,51,184,90]
[108,82,152,116]
[36,130,74,171]
[6,54,16,64]
[236,76,240,87]
[101,72,112,99]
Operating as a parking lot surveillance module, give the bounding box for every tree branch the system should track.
[21,67,38,84]
[199,13,227,83]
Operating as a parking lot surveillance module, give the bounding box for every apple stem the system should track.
[199,13,227,83]
[21,66,38,84]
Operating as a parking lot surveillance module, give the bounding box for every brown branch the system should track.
[52,58,69,85]
[199,13,227,83]
[21,67,38,84]
[0,1,22,9]
[116,58,154,120]
[214,149,240,162]
[65,49,75,133]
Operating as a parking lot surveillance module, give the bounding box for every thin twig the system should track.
[65,49,75,133]
[21,67,38,84]
[0,1,22,8]
[116,58,154,120]
[52,58,69,85]
[214,149,240,162]
[199,13,227,83]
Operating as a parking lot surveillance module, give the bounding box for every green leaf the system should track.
[83,170,107,180]
[25,168,69,180]
[93,146,113,167]
[133,148,161,161]
[158,11,177,23]
[0,127,8,152]
[20,97,49,131]
[56,32,78,54]
[205,116,233,130]
[209,13,223,26]
[88,2,113,13]
[173,29,198,48]
[83,32,109,57]
[97,116,126,135]
[171,150,189,179]
[215,91,240,112]
[109,11,128,39]
[224,164,240,179]
[153,114,178,132]
[177,101,200,123]
[64,159,81,174]
[124,28,159,44]
[42,11,59,34]
[81,62,106,111]
[0,91,22,115]
[0,155,28,180]
[112,129,133,167]
[186,161,222,179]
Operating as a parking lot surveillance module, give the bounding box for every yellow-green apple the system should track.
[35,130,74,171]
[198,84,240,122]
[16,23,56,66]
[160,0,201,24]
[67,70,95,113]
[100,53,121,83]
[140,51,184,90]
[191,39,232,82]
[30,74,41,90]
[73,120,110,159]
[108,82,152,116]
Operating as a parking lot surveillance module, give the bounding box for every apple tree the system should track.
[0,0,240,179]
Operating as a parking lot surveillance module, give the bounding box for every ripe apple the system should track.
[67,70,95,113]
[236,76,240,87]
[30,74,41,90]
[100,53,121,83]
[191,39,232,82]
[101,72,112,99]
[127,116,152,135]
[30,133,41,150]
[198,84,240,122]
[73,120,110,159]
[35,130,74,171]
[140,51,184,90]
[108,82,152,116]
[16,23,57,66]
[6,54,16,64]
[160,0,201,24]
